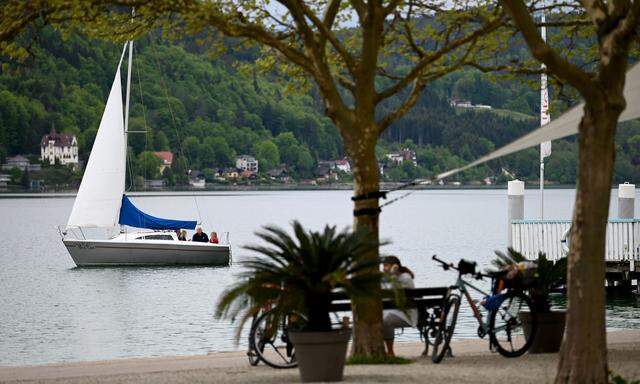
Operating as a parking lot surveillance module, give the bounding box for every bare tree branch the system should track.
[377,79,425,132]
[579,0,608,26]
[378,36,480,132]
[614,0,640,38]
[376,14,504,102]
[501,0,600,100]
[349,0,366,21]
[293,0,357,74]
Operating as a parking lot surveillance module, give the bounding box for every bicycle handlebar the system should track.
[432,255,488,280]
[432,254,455,270]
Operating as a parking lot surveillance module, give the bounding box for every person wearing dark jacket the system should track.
[192,227,209,242]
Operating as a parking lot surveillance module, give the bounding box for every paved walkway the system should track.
[1,330,639,383]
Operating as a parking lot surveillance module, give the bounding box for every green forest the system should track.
[0,29,638,189]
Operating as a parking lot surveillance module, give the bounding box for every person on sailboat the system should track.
[209,232,219,244]
[380,256,417,357]
[192,227,209,242]
[176,230,187,241]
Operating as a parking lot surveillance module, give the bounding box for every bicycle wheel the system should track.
[489,290,537,358]
[250,308,299,369]
[247,314,261,366]
[432,294,460,363]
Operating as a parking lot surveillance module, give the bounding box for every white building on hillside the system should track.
[449,98,492,109]
[335,159,351,173]
[236,155,259,174]
[40,126,78,168]
[386,148,417,166]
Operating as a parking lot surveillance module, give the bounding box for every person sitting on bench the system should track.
[381,256,417,357]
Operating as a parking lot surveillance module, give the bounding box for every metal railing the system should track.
[511,219,640,261]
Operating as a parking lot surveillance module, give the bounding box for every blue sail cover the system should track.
[118,195,197,230]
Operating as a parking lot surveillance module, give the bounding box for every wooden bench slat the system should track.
[327,287,449,355]
[329,287,449,302]
[405,287,450,297]
[328,297,446,312]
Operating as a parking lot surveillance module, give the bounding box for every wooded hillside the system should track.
[1,30,638,186]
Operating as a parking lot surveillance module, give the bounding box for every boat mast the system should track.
[122,40,133,237]
[124,8,135,169]
[122,7,133,235]
[124,40,133,148]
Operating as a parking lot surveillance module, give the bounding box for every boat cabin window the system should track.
[143,235,174,241]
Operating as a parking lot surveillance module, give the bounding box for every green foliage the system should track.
[492,248,567,313]
[9,166,21,183]
[153,131,169,151]
[136,151,162,179]
[274,132,316,177]
[0,31,333,180]
[346,355,413,365]
[202,136,235,168]
[20,168,30,188]
[252,140,280,171]
[171,155,189,185]
[215,221,383,336]
[0,30,638,184]
[202,168,216,182]
[610,370,640,384]
[32,166,78,189]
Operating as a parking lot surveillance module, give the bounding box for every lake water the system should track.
[0,189,638,366]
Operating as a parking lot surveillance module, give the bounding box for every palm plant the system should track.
[492,248,567,313]
[215,221,383,335]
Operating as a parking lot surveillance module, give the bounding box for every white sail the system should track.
[67,47,127,228]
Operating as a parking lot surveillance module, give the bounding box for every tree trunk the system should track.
[555,104,619,384]
[347,136,386,358]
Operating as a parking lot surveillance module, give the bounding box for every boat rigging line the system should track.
[149,40,203,225]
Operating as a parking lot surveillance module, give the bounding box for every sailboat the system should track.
[61,41,230,267]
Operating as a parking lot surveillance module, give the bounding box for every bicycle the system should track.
[246,307,302,369]
[430,255,538,363]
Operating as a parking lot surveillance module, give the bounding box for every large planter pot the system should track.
[289,329,351,382]
[520,310,566,353]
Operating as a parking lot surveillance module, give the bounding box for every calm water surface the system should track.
[0,189,638,366]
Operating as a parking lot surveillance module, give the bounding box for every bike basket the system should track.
[457,259,477,275]
[481,293,506,311]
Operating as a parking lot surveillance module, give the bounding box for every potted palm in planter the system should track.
[216,221,381,382]
[492,248,567,353]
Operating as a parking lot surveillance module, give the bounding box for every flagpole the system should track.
[540,9,550,221]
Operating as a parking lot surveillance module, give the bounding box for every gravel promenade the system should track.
[1,330,639,384]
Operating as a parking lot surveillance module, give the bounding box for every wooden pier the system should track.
[508,181,639,295]
[511,219,640,294]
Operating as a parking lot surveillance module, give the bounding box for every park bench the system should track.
[328,287,451,356]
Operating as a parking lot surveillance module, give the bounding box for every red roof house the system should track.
[153,151,174,173]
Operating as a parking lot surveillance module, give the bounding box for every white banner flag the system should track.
[540,11,552,159]
[540,71,552,158]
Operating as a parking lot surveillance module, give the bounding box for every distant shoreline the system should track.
[0,183,585,198]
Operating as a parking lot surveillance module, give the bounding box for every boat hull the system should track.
[63,239,230,267]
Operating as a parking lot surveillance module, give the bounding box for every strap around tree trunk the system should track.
[351,191,388,202]
[353,207,382,217]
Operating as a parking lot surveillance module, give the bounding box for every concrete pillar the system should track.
[618,183,636,219]
[508,180,525,247]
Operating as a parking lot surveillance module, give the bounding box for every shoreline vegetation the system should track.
[0,183,589,197]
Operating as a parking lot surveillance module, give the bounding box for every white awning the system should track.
[435,62,640,181]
